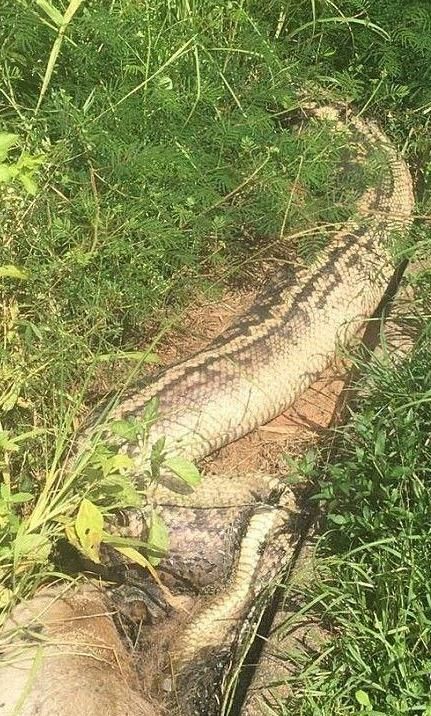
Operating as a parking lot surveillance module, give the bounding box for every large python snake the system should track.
[77,104,415,715]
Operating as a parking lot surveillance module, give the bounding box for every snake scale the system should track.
[77,104,414,715]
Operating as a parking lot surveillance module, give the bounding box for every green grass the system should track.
[1,0,431,708]
[278,321,431,715]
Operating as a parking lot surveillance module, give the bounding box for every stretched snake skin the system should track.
[91,107,413,478]
[80,105,414,715]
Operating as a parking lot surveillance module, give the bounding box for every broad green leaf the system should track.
[87,480,139,510]
[328,513,347,525]
[8,492,34,504]
[115,544,154,571]
[150,436,167,478]
[19,173,38,195]
[75,498,104,563]
[110,419,139,441]
[165,456,201,487]
[0,133,18,162]
[14,533,51,565]
[0,432,20,452]
[65,523,81,551]
[158,75,173,90]
[374,430,386,456]
[1,387,21,412]
[103,453,135,476]
[0,484,10,501]
[147,512,169,566]
[0,265,29,280]
[16,153,45,171]
[142,352,161,364]
[0,545,12,559]
[142,397,160,426]
[0,165,13,183]
[355,690,371,708]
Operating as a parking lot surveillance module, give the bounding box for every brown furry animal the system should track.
[0,582,158,716]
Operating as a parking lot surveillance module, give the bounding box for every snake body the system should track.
[84,105,414,714]
[100,107,413,479]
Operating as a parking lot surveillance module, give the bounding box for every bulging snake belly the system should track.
[97,106,413,473]
[80,104,414,715]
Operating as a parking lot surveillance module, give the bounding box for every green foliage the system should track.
[263,0,431,112]
[0,132,44,194]
[0,396,199,614]
[283,330,431,714]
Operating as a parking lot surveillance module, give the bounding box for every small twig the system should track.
[280,155,304,240]
[35,0,85,115]
[88,163,101,255]
[0,420,11,491]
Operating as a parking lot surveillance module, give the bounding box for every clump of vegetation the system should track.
[282,327,431,714]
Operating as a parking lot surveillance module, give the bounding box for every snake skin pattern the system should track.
[92,107,414,479]
[80,105,414,715]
